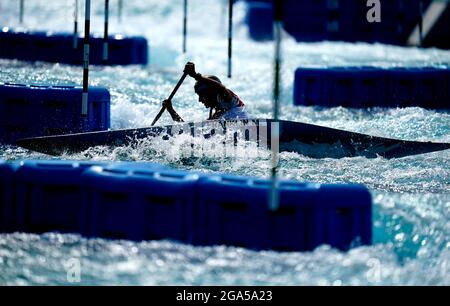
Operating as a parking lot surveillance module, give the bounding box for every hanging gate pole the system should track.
[103,0,110,62]
[82,0,91,116]
[227,0,233,78]
[269,0,283,211]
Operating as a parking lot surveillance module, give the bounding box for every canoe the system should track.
[16,119,450,158]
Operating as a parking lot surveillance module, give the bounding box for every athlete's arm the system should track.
[184,62,233,100]
[162,99,184,122]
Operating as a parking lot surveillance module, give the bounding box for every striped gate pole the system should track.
[103,0,109,62]
[269,0,283,211]
[227,0,233,78]
[183,0,188,53]
[419,1,424,47]
[19,0,24,24]
[118,0,123,23]
[73,0,79,49]
[82,0,91,116]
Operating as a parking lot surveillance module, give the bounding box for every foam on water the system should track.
[0,0,449,285]
[0,229,448,285]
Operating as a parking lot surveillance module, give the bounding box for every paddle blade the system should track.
[151,106,167,126]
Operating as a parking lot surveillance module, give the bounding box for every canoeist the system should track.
[162,62,248,121]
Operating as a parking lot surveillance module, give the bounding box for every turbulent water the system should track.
[0,0,449,285]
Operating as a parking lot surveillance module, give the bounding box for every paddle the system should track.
[151,72,188,126]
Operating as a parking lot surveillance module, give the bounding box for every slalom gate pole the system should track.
[269,0,283,211]
[82,0,91,116]
[227,0,233,78]
[183,0,188,53]
[73,0,79,49]
[103,0,110,62]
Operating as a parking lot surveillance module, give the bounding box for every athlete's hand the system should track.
[162,99,173,110]
[184,62,197,78]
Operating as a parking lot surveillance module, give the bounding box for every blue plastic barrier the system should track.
[246,2,274,41]
[448,69,450,103]
[311,184,372,250]
[0,28,148,65]
[282,0,336,42]
[13,160,109,233]
[387,67,449,109]
[0,159,373,252]
[244,0,442,47]
[81,166,199,242]
[294,67,450,109]
[294,67,388,108]
[100,162,169,173]
[0,82,110,143]
[0,161,17,232]
[196,174,371,251]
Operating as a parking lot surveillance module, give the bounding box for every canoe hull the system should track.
[16,119,450,159]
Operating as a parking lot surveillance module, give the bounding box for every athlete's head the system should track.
[194,75,222,108]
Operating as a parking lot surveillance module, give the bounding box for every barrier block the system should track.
[2,156,373,252]
[0,161,18,232]
[0,28,148,65]
[312,184,372,250]
[326,67,388,108]
[294,67,449,109]
[244,0,447,48]
[81,166,199,242]
[294,67,388,108]
[92,35,148,66]
[336,0,377,43]
[0,82,110,143]
[196,174,372,251]
[322,0,430,44]
[282,0,330,42]
[0,29,36,59]
[101,162,169,172]
[195,175,271,249]
[293,68,324,107]
[447,69,450,103]
[246,2,274,41]
[387,67,449,108]
[13,160,107,233]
